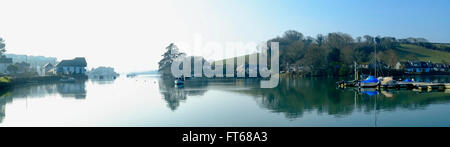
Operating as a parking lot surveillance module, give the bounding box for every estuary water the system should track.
[1,75,450,127]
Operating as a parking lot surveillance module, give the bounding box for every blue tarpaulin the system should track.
[361,76,378,83]
[403,79,412,82]
[363,91,378,96]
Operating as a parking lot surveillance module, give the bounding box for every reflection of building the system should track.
[55,57,87,75]
[0,56,13,74]
[57,82,87,99]
[0,82,86,99]
[0,82,87,123]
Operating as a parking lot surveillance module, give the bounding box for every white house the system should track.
[394,62,402,70]
[42,63,54,76]
[55,57,87,75]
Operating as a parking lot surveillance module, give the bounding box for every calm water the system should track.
[1,75,450,127]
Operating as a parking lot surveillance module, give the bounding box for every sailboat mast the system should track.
[375,45,377,77]
[354,61,358,81]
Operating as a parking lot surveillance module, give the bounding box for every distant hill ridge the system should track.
[5,53,58,67]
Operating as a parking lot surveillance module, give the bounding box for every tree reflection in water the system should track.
[158,76,450,119]
[158,79,208,111]
[0,81,87,123]
[236,77,450,119]
[0,89,8,123]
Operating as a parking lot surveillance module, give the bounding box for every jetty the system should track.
[339,80,450,91]
[406,82,450,90]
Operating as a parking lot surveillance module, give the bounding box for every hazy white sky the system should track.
[0,0,277,72]
[1,0,449,72]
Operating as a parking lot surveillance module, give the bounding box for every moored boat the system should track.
[379,77,397,88]
[174,77,185,85]
[360,76,379,88]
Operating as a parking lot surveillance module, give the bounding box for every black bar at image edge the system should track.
[1,127,446,145]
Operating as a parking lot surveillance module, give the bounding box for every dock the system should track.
[410,82,449,90]
[383,82,450,91]
[339,80,450,91]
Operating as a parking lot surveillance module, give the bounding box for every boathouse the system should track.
[55,57,87,75]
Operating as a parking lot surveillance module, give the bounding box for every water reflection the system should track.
[158,79,208,110]
[0,90,8,123]
[1,75,449,126]
[157,77,450,119]
[57,82,87,99]
[0,81,87,123]
[157,78,264,111]
[89,75,117,85]
[236,77,450,119]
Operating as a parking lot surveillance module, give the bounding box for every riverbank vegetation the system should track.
[160,30,450,78]
[0,36,88,90]
[217,31,450,77]
[268,30,450,77]
[0,76,12,89]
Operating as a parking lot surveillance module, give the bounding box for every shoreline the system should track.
[279,72,450,78]
[157,72,450,80]
[0,75,88,90]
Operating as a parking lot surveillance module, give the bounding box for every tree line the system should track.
[158,30,447,78]
[268,30,446,76]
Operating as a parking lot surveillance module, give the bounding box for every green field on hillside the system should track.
[213,44,450,65]
[396,44,450,63]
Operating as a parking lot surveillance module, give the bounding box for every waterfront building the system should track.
[55,57,87,75]
[42,63,55,76]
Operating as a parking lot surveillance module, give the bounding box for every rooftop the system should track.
[56,57,87,67]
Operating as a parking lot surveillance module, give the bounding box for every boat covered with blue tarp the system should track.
[360,76,379,87]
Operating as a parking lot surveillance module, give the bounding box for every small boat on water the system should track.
[174,77,185,85]
[126,73,137,78]
[337,80,359,88]
[360,76,379,88]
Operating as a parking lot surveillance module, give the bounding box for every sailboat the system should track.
[336,62,360,88]
[359,43,380,88]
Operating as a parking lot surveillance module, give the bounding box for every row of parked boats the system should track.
[337,76,450,90]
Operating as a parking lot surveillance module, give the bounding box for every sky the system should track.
[0,0,449,73]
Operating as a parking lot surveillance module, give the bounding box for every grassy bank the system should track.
[0,76,12,89]
[397,44,450,63]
